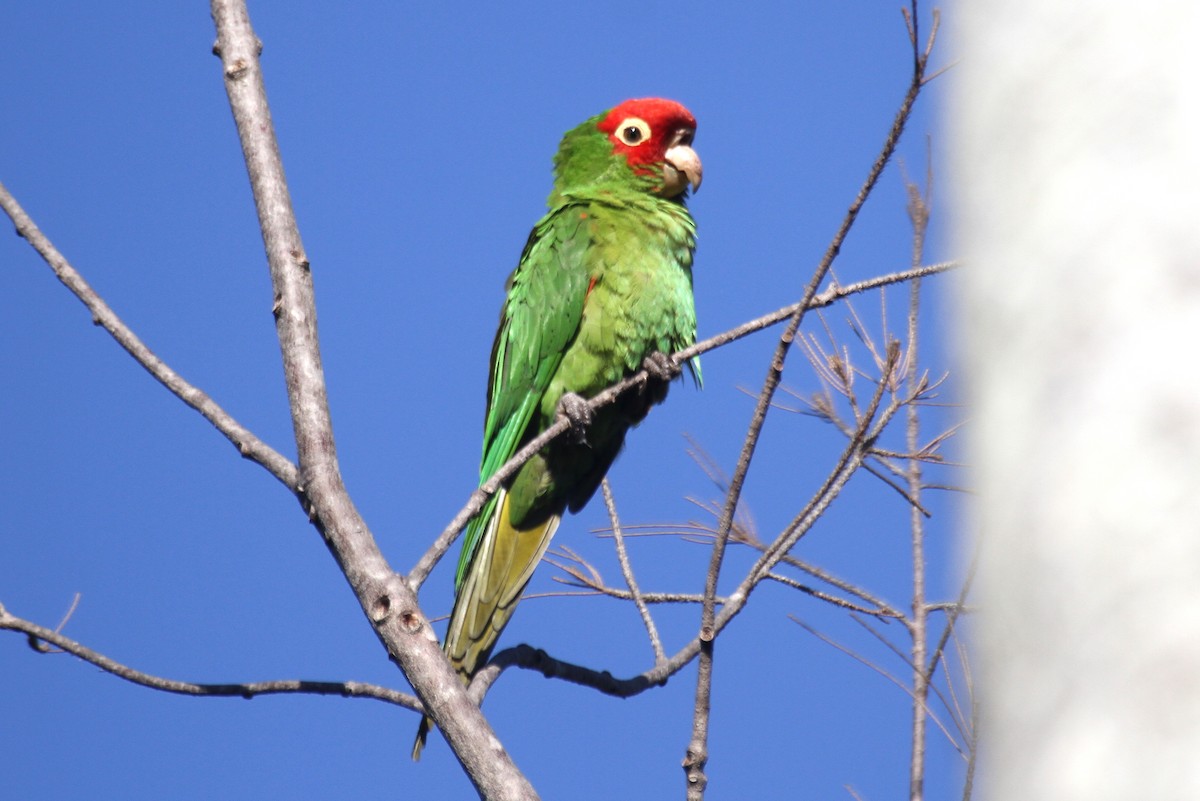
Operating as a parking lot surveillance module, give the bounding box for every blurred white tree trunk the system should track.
[954,2,1200,799]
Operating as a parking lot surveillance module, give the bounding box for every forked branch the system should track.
[685,4,937,793]
[210,3,534,798]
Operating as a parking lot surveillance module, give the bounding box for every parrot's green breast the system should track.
[499,187,697,530]
[537,191,697,424]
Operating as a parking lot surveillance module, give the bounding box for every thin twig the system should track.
[763,572,903,618]
[543,586,720,605]
[851,614,969,747]
[921,483,970,494]
[0,601,418,709]
[27,593,84,655]
[602,480,667,664]
[0,180,300,490]
[936,650,970,745]
[925,602,975,614]
[792,616,965,758]
[861,461,934,517]
[472,643,660,701]
[544,549,726,606]
[852,613,914,669]
[958,628,979,801]
[622,520,907,621]
[778,557,906,620]
[749,353,901,590]
[924,552,978,687]
[954,629,975,715]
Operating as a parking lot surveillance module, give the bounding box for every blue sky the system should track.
[1,3,964,799]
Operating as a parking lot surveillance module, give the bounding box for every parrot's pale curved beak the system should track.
[662,128,702,197]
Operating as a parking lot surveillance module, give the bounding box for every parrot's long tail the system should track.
[411,489,561,760]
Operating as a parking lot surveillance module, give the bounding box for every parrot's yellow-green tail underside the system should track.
[412,489,560,760]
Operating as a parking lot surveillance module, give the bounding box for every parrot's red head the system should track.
[596,98,703,197]
[550,97,702,206]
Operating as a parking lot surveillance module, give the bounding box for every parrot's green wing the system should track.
[454,203,593,589]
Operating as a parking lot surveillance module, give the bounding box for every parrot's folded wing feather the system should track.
[455,205,593,587]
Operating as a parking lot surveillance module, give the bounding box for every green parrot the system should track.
[412,97,702,759]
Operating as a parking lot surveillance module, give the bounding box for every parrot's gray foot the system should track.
[637,352,679,409]
[556,392,593,444]
[642,351,681,383]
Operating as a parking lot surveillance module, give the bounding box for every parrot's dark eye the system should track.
[615,116,652,146]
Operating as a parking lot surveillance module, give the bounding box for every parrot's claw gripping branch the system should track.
[556,392,594,444]
[642,351,681,383]
[639,351,680,407]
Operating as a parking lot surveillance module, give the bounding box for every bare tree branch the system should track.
[684,260,958,364]
[762,572,903,619]
[903,114,934,801]
[922,558,979,760]
[208,4,534,798]
[601,480,667,664]
[0,600,418,709]
[472,644,660,701]
[608,516,910,623]
[743,352,903,595]
[775,555,907,622]
[925,556,977,688]
[685,6,937,786]
[0,180,300,490]
[792,616,965,758]
[542,586,718,605]
[861,461,934,516]
[544,548,727,606]
[849,614,970,748]
[2,30,532,794]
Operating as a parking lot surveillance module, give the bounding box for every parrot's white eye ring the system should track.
[616,117,651,146]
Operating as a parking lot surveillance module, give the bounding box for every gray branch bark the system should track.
[209,3,536,799]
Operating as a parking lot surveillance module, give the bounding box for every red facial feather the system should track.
[596,98,697,169]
